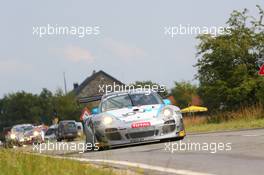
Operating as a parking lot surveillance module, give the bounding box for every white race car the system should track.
[7,124,43,146]
[82,90,185,149]
[7,124,33,145]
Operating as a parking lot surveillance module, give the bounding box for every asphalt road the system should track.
[69,129,264,175]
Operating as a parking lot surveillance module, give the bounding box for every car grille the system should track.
[164,120,175,125]
[105,128,118,132]
[162,120,176,134]
[105,132,122,140]
[105,128,122,140]
[126,130,158,139]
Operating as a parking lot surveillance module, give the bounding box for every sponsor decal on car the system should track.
[131,122,151,128]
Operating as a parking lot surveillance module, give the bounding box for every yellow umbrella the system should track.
[180,105,208,113]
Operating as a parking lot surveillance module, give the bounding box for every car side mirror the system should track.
[163,99,171,105]
[91,107,99,114]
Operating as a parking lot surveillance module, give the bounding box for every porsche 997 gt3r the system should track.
[82,90,186,149]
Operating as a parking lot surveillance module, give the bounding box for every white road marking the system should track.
[242,134,260,137]
[67,157,216,175]
[30,152,215,175]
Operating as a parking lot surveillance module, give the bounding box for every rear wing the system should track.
[78,95,102,104]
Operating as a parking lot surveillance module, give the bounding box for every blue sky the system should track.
[0,0,263,97]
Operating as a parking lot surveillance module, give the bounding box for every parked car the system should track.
[76,122,83,137]
[44,124,58,141]
[56,120,78,141]
[83,89,185,149]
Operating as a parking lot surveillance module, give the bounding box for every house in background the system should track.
[73,70,125,99]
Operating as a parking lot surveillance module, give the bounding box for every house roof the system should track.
[73,70,125,95]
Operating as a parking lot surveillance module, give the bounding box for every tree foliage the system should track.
[171,81,199,108]
[195,5,264,110]
[0,89,81,131]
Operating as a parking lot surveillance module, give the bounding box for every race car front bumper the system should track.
[94,118,186,148]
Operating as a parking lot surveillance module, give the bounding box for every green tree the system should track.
[171,81,198,108]
[39,88,54,124]
[0,91,41,126]
[0,88,83,132]
[53,89,81,121]
[195,5,264,110]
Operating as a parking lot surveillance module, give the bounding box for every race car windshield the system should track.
[13,128,24,132]
[23,126,33,131]
[101,92,163,112]
[101,95,132,112]
[130,93,163,106]
[13,125,33,132]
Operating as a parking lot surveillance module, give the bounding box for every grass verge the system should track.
[185,118,264,133]
[184,105,264,133]
[0,149,116,175]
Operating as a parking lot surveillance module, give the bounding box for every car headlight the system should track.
[102,116,113,125]
[33,131,39,136]
[163,108,173,117]
[10,134,16,140]
[160,108,174,120]
[25,137,31,141]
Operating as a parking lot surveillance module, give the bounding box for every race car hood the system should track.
[107,104,163,122]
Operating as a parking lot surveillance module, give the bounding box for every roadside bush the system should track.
[206,104,264,124]
[184,104,264,127]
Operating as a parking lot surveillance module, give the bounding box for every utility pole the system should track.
[63,72,67,94]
